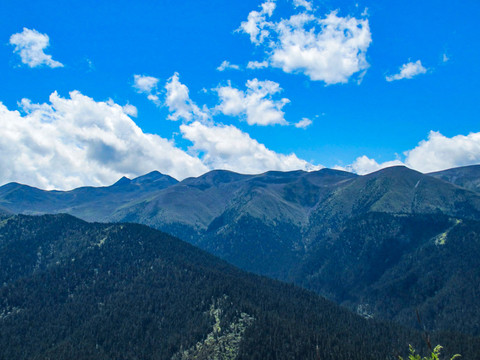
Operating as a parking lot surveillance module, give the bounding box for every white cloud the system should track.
[293,0,312,11]
[295,117,312,129]
[133,75,160,102]
[239,6,371,84]
[216,79,290,126]
[122,104,138,117]
[0,91,207,190]
[338,130,480,175]
[180,121,320,174]
[404,131,480,173]
[386,60,427,82]
[217,60,240,71]
[133,75,159,94]
[442,53,449,63]
[9,28,63,68]
[270,12,371,83]
[337,156,404,175]
[164,72,209,122]
[247,60,269,69]
[147,94,159,102]
[238,1,276,45]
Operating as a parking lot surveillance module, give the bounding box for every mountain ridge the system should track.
[429,164,480,193]
[1,165,480,335]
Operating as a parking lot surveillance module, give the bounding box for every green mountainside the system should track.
[429,165,480,193]
[0,207,11,218]
[1,166,480,337]
[0,171,178,220]
[0,169,356,229]
[3,214,473,360]
[296,212,480,335]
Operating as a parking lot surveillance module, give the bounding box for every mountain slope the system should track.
[109,169,356,234]
[0,206,11,218]
[429,165,480,193]
[0,171,178,221]
[2,214,471,360]
[2,166,480,336]
[310,166,480,224]
[193,167,480,334]
[296,212,480,335]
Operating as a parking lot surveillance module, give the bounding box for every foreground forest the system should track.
[0,214,478,359]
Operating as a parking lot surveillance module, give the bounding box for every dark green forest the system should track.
[1,214,478,359]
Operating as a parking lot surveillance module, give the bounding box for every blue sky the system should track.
[0,0,479,189]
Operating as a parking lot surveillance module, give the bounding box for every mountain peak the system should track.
[367,165,420,177]
[112,176,131,186]
[132,170,178,185]
[182,170,250,188]
[316,168,357,176]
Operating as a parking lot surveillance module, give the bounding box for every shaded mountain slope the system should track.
[302,166,480,249]
[0,206,11,218]
[2,214,472,360]
[109,169,357,234]
[0,171,178,221]
[429,164,480,193]
[366,216,480,335]
[310,166,480,225]
[296,212,480,335]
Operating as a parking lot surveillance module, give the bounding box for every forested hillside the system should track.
[1,214,478,359]
[295,212,480,334]
[2,166,480,336]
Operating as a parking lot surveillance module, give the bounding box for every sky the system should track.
[0,0,479,189]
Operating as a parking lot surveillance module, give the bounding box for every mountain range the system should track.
[1,165,480,336]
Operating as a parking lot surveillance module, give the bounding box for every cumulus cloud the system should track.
[133,75,159,94]
[180,121,320,174]
[386,60,427,82]
[338,130,480,175]
[293,0,312,11]
[0,91,207,190]
[122,104,138,117]
[337,156,404,175]
[270,12,371,83]
[217,60,240,71]
[133,74,160,102]
[238,0,276,45]
[164,72,209,122]
[404,131,480,173]
[9,28,63,68]
[239,4,371,84]
[247,60,269,69]
[295,117,312,129]
[216,79,290,126]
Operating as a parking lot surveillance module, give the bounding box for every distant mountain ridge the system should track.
[0,170,178,220]
[0,168,358,232]
[2,165,480,335]
[3,165,479,228]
